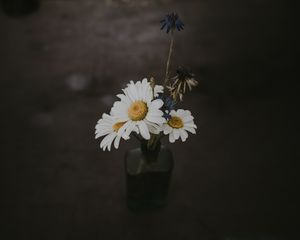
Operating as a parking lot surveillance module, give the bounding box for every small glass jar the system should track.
[125,140,174,211]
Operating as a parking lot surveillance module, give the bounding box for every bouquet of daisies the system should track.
[95,13,198,151]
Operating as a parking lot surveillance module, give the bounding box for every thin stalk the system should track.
[147,134,155,150]
[163,32,174,87]
[158,132,165,140]
[147,133,161,151]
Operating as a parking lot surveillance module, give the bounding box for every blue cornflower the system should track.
[160,12,184,33]
[159,96,176,120]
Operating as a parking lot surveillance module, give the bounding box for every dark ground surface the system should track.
[0,0,299,239]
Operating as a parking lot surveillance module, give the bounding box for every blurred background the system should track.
[0,0,299,239]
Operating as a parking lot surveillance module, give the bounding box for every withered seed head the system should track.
[168,67,198,101]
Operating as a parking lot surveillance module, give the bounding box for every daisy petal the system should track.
[180,129,188,142]
[163,125,173,135]
[154,85,164,97]
[169,131,175,143]
[184,126,196,134]
[114,135,121,149]
[138,121,150,140]
[173,129,180,140]
[117,120,131,137]
[151,99,164,109]
[146,115,165,124]
[100,133,114,149]
[124,121,136,138]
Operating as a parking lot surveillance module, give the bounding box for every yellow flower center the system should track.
[112,122,126,132]
[168,116,184,129]
[128,101,148,121]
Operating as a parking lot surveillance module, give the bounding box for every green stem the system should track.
[146,134,161,151]
[163,32,174,87]
[147,134,155,150]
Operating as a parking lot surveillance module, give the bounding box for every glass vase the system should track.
[125,140,174,211]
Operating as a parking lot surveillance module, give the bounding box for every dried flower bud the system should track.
[168,67,198,101]
[149,77,156,89]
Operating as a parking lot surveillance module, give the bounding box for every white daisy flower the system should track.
[95,113,129,151]
[162,109,197,143]
[110,78,165,140]
[154,84,164,97]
